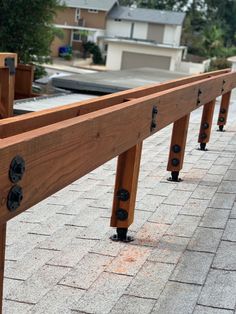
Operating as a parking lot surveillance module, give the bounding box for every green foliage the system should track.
[83,42,104,64]
[120,0,236,59]
[209,58,231,71]
[34,65,47,81]
[0,0,62,64]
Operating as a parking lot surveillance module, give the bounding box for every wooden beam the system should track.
[110,143,142,240]
[198,100,216,150]
[0,53,16,314]
[167,114,190,181]
[217,91,232,131]
[0,53,17,68]
[0,71,235,223]
[0,69,233,139]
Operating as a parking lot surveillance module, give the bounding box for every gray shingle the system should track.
[63,0,118,11]
[108,5,186,25]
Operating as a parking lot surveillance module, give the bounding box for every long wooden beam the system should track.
[0,68,231,139]
[0,71,235,224]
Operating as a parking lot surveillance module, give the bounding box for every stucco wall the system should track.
[106,41,183,71]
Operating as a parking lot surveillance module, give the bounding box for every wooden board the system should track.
[0,71,235,223]
[15,64,34,100]
[0,69,232,139]
[111,143,143,228]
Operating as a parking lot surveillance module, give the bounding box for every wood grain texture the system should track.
[0,69,14,118]
[217,91,232,126]
[0,69,234,139]
[15,64,34,100]
[111,143,142,228]
[198,100,216,143]
[0,71,235,223]
[167,114,190,172]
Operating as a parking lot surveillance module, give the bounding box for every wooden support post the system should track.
[198,100,216,150]
[0,53,16,314]
[167,114,190,182]
[110,143,142,242]
[217,91,232,131]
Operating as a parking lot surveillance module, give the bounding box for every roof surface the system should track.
[63,0,118,11]
[108,5,186,25]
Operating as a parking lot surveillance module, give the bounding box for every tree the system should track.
[0,0,62,64]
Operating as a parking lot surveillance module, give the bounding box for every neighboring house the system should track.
[104,6,186,71]
[51,0,118,57]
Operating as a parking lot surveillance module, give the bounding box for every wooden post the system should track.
[167,114,190,182]
[0,53,17,314]
[110,143,142,242]
[198,100,216,150]
[217,91,232,131]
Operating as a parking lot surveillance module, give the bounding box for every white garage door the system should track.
[121,51,171,70]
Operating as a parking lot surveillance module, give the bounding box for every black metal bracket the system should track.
[9,156,25,183]
[218,125,225,132]
[110,228,134,242]
[4,58,16,75]
[198,143,208,151]
[7,185,23,212]
[167,171,182,182]
[151,106,158,132]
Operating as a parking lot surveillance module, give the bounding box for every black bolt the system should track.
[7,185,23,212]
[116,208,128,221]
[220,108,226,114]
[117,189,130,202]
[202,122,209,130]
[200,133,208,140]
[172,158,180,167]
[153,107,158,115]
[172,145,181,153]
[219,117,225,123]
[9,156,25,183]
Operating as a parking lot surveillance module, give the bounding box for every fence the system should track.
[0,52,235,312]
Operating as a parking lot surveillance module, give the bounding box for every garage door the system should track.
[121,51,171,70]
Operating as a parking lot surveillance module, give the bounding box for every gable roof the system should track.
[108,6,186,25]
[63,0,118,11]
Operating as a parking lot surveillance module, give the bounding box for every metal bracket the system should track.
[110,228,134,242]
[151,106,158,132]
[4,58,16,75]
[167,171,182,182]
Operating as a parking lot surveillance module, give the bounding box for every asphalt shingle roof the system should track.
[108,5,186,25]
[63,0,118,11]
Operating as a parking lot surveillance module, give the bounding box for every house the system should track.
[103,6,186,71]
[51,0,118,57]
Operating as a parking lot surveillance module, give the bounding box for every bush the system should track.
[34,65,47,80]
[64,54,72,61]
[83,41,104,64]
[209,58,231,71]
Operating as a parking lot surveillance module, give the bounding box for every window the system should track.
[73,31,81,41]
[75,8,80,21]
[88,9,98,13]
